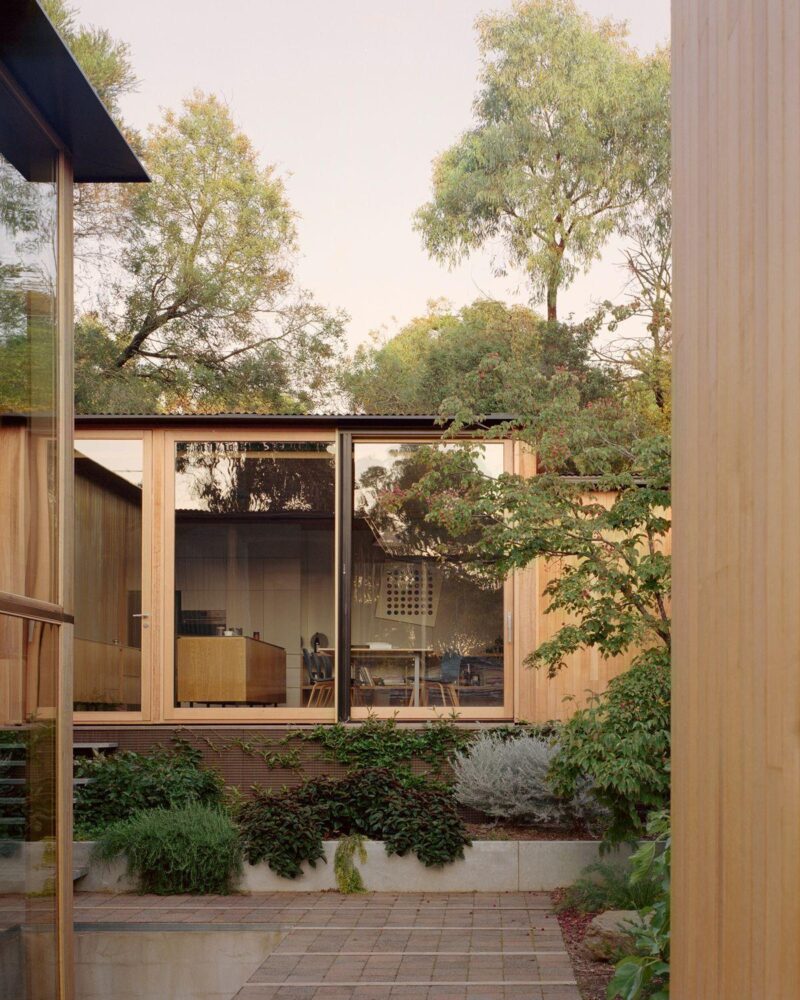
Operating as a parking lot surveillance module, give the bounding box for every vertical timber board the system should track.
[513,438,645,723]
[672,1,800,997]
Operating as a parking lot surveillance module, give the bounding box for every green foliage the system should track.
[237,792,325,879]
[42,0,137,125]
[405,369,671,847]
[415,0,670,319]
[341,299,609,415]
[74,91,345,413]
[334,834,368,894]
[300,717,471,780]
[549,653,670,843]
[559,859,662,915]
[93,805,242,895]
[608,812,670,999]
[237,768,470,880]
[50,0,345,413]
[73,744,224,839]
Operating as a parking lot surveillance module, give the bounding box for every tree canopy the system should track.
[415,0,670,320]
[41,1,345,413]
[341,299,610,415]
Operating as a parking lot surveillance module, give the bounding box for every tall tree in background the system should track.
[341,299,610,415]
[415,0,670,321]
[77,92,345,413]
[588,189,672,432]
[44,0,345,413]
[42,0,140,245]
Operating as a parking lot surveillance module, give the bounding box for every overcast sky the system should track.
[74,0,670,349]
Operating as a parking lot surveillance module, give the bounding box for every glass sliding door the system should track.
[171,439,336,714]
[73,438,145,714]
[0,150,58,604]
[351,440,508,716]
[0,614,59,999]
[0,134,63,996]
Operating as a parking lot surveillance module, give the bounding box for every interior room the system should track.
[173,440,336,709]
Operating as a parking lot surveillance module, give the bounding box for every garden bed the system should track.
[552,888,615,1000]
[74,838,631,894]
[465,821,599,841]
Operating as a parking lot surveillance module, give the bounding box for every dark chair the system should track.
[312,650,334,680]
[303,647,334,707]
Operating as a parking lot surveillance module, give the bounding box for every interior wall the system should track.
[73,467,142,708]
[672,1,800,995]
[175,522,334,707]
[350,531,503,654]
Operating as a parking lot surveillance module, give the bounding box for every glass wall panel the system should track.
[174,441,335,709]
[0,613,58,999]
[0,152,58,603]
[74,440,144,711]
[352,441,505,710]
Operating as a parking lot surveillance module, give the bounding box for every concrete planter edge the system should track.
[73,838,633,894]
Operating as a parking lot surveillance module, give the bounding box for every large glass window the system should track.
[74,439,144,712]
[0,613,58,998]
[0,152,58,603]
[351,441,506,710]
[173,440,335,709]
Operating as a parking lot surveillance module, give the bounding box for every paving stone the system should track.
[77,889,579,999]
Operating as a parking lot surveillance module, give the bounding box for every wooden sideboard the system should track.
[176,636,286,705]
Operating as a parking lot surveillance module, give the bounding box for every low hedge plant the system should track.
[237,766,470,879]
[74,742,224,839]
[93,804,242,894]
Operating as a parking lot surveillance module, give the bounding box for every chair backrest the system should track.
[314,651,334,680]
[302,648,319,683]
[440,650,462,684]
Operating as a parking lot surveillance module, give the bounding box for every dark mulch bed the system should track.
[551,889,615,1000]
[465,822,599,841]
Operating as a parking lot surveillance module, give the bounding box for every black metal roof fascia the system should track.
[74,413,515,429]
[0,0,149,183]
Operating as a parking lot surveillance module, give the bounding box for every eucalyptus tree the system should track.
[415,0,670,321]
[42,1,346,412]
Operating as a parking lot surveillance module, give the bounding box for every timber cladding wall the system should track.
[672,1,800,996]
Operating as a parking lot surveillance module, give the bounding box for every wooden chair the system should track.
[418,680,459,708]
[303,648,335,708]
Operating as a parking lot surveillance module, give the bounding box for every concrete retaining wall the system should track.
[76,838,631,894]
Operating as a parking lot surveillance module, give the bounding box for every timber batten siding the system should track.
[672,0,800,995]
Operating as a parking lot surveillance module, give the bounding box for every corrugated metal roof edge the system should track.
[74,412,517,425]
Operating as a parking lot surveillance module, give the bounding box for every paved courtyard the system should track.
[73,891,580,999]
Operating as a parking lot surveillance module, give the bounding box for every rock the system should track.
[582,909,644,962]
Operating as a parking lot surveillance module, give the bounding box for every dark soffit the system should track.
[0,0,149,182]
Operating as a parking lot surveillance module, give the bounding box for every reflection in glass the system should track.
[0,614,58,997]
[74,440,144,711]
[174,441,336,708]
[352,442,505,709]
[0,153,58,603]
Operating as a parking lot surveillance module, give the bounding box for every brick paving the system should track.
[67,891,580,1000]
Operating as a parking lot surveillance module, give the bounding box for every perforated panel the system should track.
[376,562,442,625]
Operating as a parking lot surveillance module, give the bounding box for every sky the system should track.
[74,0,670,350]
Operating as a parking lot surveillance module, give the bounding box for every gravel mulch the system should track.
[465,822,599,841]
[551,889,616,1000]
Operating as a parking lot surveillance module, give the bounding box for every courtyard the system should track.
[68,892,578,1000]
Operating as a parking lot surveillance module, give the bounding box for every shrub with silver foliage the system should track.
[453,732,600,827]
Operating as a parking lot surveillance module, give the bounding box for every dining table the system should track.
[320,647,431,706]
